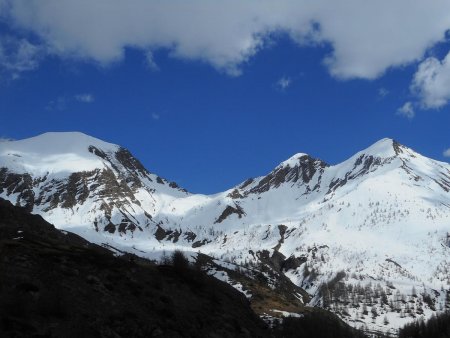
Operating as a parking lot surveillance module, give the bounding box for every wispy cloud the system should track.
[0,137,14,142]
[47,93,95,111]
[46,96,67,111]
[378,87,389,98]
[145,51,159,71]
[275,76,292,91]
[397,101,415,119]
[151,113,160,120]
[0,35,45,79]
[74,93,94,103]
[443,148,450,157]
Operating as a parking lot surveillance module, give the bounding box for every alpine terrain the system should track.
[1,132,449,336]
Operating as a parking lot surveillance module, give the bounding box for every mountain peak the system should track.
[0,132,119,175]
[278,152,311,168]
[7,131,119,152]
[358,138,398,158]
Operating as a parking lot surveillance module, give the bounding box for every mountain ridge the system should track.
[1,132,449,335]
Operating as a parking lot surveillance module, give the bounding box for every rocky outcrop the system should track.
[247,155,327,194]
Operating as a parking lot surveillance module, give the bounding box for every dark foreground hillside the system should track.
[0,199,269,337]
[272,311,367,338]
[0,198,372,338]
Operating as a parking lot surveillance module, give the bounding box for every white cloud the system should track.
[276,76,292,90]
[74,93,94,103]
[443,148,450,157]
[0,137,14,142]
[151,113,160,120]
[1,1,450,79]
[397,101,415,119]
[410,52,450,109]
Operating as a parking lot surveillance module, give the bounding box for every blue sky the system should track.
[1,1,450,193]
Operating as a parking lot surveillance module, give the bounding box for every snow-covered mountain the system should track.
[1,132,449,335]
[0,132,187,236]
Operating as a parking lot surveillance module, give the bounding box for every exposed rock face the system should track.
[0,166,145,233]
[0,168,34,212]
[215,204,246,223]
[246,155,328,194]
[282,255,307,271]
